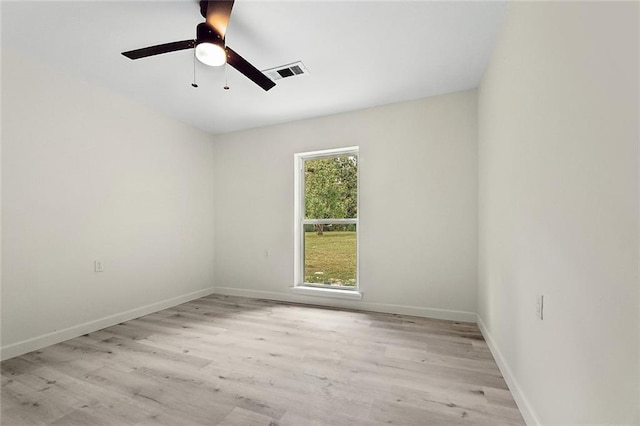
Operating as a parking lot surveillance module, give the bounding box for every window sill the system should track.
[290,286,363,300]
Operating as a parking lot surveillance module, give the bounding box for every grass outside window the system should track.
[304,230,356,286]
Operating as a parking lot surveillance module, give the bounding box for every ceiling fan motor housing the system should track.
[196,22,224,48]
[199,1,211,19]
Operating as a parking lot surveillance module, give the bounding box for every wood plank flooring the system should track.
[1,295,524,425]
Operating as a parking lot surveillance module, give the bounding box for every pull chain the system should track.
[223,62,230,90]
[191,51,198,88]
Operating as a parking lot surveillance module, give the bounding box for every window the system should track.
[294,147,359,292]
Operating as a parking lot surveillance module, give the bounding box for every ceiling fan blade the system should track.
[226,47,275,91]
[122,40,195,60]
[201,0,235,39]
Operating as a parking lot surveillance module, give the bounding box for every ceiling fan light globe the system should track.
[195,42,226,66]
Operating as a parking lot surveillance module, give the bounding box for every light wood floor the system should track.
[2,295,524,425]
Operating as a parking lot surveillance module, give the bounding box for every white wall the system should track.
[1,51,216,359]
[213,91,478,321]
[478,2,639,425]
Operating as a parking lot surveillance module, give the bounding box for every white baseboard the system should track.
[213,286,477,322]
[1,287,216,361]
[476,314,541,426]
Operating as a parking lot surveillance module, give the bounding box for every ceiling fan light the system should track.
[195,42,226,67]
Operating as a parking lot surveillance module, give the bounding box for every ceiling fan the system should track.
[122,0,275,91]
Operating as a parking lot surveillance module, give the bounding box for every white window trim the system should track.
[291,285,363,300]
[293,146,361,299]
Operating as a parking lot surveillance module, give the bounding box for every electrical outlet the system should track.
[95,260,104,272]
[536,294,544,320]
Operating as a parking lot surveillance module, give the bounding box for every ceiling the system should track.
[1,1,506,135]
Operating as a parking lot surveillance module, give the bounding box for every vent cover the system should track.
[262,61,309,81]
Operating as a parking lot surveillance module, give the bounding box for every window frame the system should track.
[293,146,360,292]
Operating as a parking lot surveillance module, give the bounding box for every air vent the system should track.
[262,61,309,81]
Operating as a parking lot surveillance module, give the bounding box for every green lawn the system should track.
[304,231,357,286]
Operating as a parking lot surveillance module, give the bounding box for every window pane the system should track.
[304,155,357,219]
[304,224,356,286]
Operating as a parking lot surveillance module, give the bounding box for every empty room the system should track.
[1,1,638,425]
